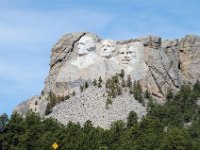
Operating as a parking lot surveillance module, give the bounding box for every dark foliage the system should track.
[2,81,200,149]
[45,91,68,115]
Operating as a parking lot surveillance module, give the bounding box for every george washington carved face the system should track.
[77,36,96,56]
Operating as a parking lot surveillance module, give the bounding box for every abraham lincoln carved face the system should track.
[118,45,137,65]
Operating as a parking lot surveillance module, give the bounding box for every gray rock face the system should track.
[14,32,200,128]
[49,86,146,129]
[14,96,48,117]
[179,35,200,84]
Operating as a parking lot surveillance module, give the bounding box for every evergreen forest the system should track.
[1,81,200,150]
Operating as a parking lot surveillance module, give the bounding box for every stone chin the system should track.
[77,51,89,56]
[131,60,139,64]
[121,59,131,64]
[101,52,112,58]
[77,48,90,56]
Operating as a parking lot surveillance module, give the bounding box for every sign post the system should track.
[52,143,59,150]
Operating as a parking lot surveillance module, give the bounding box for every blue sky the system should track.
[1,0,200,115]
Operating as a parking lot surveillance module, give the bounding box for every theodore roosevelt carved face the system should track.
[99,40,116,58]
[117,45,137,65]
[77,36,96,56]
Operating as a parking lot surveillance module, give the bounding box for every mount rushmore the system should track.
[15,32,200,128]
[53,34,148,96]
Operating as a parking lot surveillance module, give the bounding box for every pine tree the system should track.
[98,76,103,84]
[127,75,132,87]
[65,95,70,100]
[98,82,102,88]
[92,79,97,86]
[98,76,103,88]
[72,91,76,96]
[144,89,151,99]
[112,74,119,84]
[0,113,8,132]
[41,90,45,96]
[80,85,84,92]
[84,81,89,89]
[48,91,57,107]
[127,111,138,128]
[119,69,125,79]
[133,81,144,105]
[45,103,52,115]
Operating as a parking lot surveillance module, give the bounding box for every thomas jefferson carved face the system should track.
[77,36,96,56]
[99,40,116,58]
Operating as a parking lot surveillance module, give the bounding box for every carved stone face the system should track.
[100,40,116,58]
[127,45,137,63]
[77,36,95,56]
[118,45,137,65]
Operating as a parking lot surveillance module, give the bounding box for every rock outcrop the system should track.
[49,86,146,129]
[14,32,200,128]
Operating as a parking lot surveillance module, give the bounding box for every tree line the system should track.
[1,80,200,149]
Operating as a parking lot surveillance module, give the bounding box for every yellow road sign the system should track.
[52,142,59,149]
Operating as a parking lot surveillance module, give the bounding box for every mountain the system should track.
[14,32,200,128]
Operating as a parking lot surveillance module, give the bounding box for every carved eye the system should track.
[120,52,125,54]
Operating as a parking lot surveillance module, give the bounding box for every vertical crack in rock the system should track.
[159,51,179,88]
[50,33,87,69]
[145,62,164,97]
[147,65,168,81]
[178,61,181,70]
[64,33,87,53]
[63,33,87,62]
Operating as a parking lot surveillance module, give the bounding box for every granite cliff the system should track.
[14,32,200,128]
